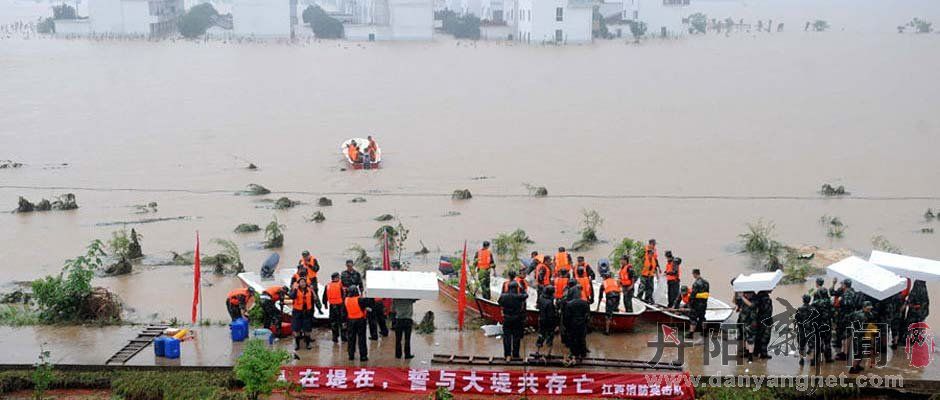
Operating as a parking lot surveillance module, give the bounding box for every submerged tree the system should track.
[911,18,933,33]
[179,3,219,38]
[263,217,285,249]
[812,19,830,32]
[303,5,343,38]
[572,209,604,251]
[628,20,647,43]
[688,13,707,34]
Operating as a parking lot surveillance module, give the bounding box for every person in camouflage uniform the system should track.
[753,290,774,359]
[794,294,813,366]
[686,269,710,339]
[848,301,875,374]
[830,278,858,360]
[810,278,833,364]
[735,290,757,360]
[869,292,893,354]
[898,280,930,347]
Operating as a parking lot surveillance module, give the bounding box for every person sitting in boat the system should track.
[365,135,378,160]
[678,285,691,309]
[346,140,361,163]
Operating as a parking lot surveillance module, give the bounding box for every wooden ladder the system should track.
[105,324,171,365]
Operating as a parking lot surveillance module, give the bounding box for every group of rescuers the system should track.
[225,250,416,362]
[785,276,930,373]
[344,136,379,165]
[475,239,710,364]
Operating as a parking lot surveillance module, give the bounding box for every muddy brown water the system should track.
[2,2,940,376]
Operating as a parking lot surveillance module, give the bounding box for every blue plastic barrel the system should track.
[154,336,167,357]
[164,338,180,359]
[230,318,248,341]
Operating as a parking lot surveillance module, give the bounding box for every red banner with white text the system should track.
[280,366,693,399]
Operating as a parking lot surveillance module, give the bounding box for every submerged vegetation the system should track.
[307,211,326,223]
[492,229,533,274]
[819,215,846,238]
[689,13,708,34]
[15,194,78,213]
[738,219,821,284]
[239,184,270,196]
[210,239,244,274]
[179,3,219,39]
[820,183,848,196]
[30,240,122,324]
[303,5,344,39]
[234,223,261,233]
[263,217,285,249]
[437,10,481,40]
[523,183,548,197]
[452,189,472,200]
[871,235,901,253]
[571,209,604,251]
[346,244,374,273]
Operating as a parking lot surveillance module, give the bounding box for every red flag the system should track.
[458,241,468,331]
[382,231,392,311]
[191,231,200,324]
[382,230,391,271]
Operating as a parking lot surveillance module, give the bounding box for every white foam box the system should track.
[869,250,940,282]
[364,270,439,300]
[732,270,783,292]
[826,256,906,300]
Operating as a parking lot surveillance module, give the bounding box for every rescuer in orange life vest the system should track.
[289,277,323,350]
[576,265,593,303]
[598,271,621,335]
[260,285,289,334]
[344,285,370,361]
[322,272,346,343]
[502,269,529,294]
[226,286,255,322]
[554,268,571,300]
[574,256,596,282]
[346,140,361,163]
[474,241,496,300]
[365,135,378,160]
[533,255,553,298]
[618,255,636,313]
[298,250,320,290]
[639,239,660,304]
[554,247,573,276]
[664,253,682,309]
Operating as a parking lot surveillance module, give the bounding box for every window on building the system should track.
[556,7,563,21]
[555,29,563,42]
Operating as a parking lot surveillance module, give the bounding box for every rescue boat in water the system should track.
[437,275,646,333]
[634,277,734,326]
[342,138,381,169]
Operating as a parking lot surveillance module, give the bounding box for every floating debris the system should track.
[317,197,333,206]
[414,241,430,255]
[132,202,158,214]
[247,163,258,170]
[820,183,848,196]
[442,211,461,217]
[0,160,23,169]
[307,211,326,223]
[273,197,299,209]
[925,208,936,221]
[351,197,367,203]
[452,189,472,200]
[238,184,271,196]
[234,223,261,233]
[374,214,394,221]
[524,183,548,197]
[96,216,191,227]
[921,228,935,234]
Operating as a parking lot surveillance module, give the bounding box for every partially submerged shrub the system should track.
[375,214,394,221]
[240,184,270,196]
[264,218,285,249]
[819,215,846,238]
[307,211,326,223]
[273,197,298,210]
[346,245,374,273]
[871,235,901,253]
[820,183,847,196]
[571,209,604,251]
[452,189,472,200]
[234,223,261,233]
[317,197,333,206]
[523,183,548,197]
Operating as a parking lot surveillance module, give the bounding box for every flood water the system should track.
[1,0,940,377]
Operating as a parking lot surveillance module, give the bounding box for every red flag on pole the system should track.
[191,231,201,324]
[457,240,468,331]
[382,230,391,271]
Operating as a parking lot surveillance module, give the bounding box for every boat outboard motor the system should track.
[260,253,280,279]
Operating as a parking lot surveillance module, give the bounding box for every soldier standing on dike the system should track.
[831,278,858,361]
[686,269,709,339]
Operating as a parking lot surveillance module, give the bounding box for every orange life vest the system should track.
[554,278,569,299]
[575,263,591,279]
[502,277,529,293]
[603,277,621,294]
[299,256,318,278]
[228,288,250,305]
[292,272,312,286]
[618,265,634,287]
[366,140,377,157]
[263,286,282,302]
[535,263,552,286]
[347,145,359,161]
[476,249,493,270]
[292,287,314,311]
[533,254,545,264]
[665,261,679,282]
[577,277,592,300]
[345,296,365,319]
[681,288,691,305]
[642,245,658,277]
[326,281,344,305]
[554,252,571,274]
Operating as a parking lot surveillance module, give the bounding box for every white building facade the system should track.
[623,0,691,37]
[509,0,593,43]
[342,0,432,40]
[89,0,182,36]
[232,0,297,37]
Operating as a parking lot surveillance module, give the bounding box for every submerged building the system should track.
[342,0,433,40]
[87,0,183,37]
[506,0,594,43]
[232,0,298,37]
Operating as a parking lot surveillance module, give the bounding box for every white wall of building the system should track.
[515,0,591,43]
[89,0,124,33]
[121,0,152,34]
[625,0,691,37]
[233,0,292,36]
[389,0,432,39]
[54,19,91,35]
